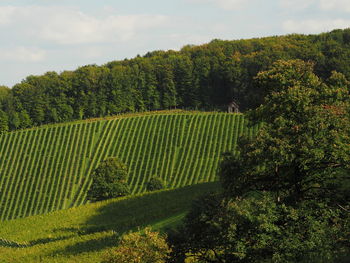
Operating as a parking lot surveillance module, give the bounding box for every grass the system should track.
[0,182,219,263]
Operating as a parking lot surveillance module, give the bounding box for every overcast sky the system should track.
[0,0,349,87]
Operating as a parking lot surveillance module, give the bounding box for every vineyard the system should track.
[0,111,257,221]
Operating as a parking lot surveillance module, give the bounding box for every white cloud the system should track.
[215,0,246,10]
[0,5,169,45]
[0,6,16,25]
[39,13,168,44]
[279,0,316,10]
[319,0,350,12]
[0,47,46,62]
[188,0,247,10]
[280,0,350,12]
[283,19,350,34]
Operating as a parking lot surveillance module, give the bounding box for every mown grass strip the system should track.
[10,130,37,219]
[3,131,30,220]
[175,115,199,188]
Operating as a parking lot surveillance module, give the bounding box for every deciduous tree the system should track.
[221,60,350,205]
[87,157,130,202]
[103,227,171,263]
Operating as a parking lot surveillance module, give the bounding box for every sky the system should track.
[0,0,349,87]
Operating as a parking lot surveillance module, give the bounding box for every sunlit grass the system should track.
[0,182,219,263]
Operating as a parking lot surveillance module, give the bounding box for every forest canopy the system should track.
[1,28,350,132]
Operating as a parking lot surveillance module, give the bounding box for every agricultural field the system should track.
[0,182,219,263]
[0,110,258,220]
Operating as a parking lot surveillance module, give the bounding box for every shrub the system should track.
[102,227,171,263]
[87,157,130,202]
[146,177,165,191]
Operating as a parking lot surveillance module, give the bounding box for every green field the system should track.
[0,182,219,263]
[0,110,256,220]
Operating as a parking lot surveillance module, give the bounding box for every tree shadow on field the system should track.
[52,182,218,257]
[0,235,75,248]
[28,235,76,246]
[81,182,218,234]
[49,233,118,256]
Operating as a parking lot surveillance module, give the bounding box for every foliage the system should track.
[87,157,130,202]
[2,29,350,131]
[221,59,350,205]
[0,86,10,104]
[170,194,349,263]
[146,177,166,191]
[0,109,8,134]
[102,227,171,263]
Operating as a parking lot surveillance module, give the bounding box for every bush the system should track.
[146,177,165,191]
[87,157,130,202]
[102,227,171,263]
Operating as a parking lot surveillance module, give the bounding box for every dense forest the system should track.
[1,28,350,132]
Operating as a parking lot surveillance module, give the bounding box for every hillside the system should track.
[0,182,219,262]
[0,111,257,221]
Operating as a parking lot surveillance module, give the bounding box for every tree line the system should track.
[1,28,350,133]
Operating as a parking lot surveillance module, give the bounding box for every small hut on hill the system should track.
[228,99,240,113]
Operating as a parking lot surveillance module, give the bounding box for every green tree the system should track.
[26,72,74,123]
[103,227,171,263]
[0,109,8,134]
[221,60,350,205]
[173,55,197,107]
[18,110,32,128]
[170,194,349,263]
[0,86,10,105]
[11,82,47,125]
[71,65,109,119]
[87,157,130,202]
[8,111,21,130]
[146,177,165,191]
[144,67,161,110]
[157,63,177,108]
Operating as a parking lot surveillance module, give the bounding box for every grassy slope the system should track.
[0,182,219,263]
[0,110,255,220]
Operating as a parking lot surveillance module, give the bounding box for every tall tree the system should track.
[0,86,10,104]
[11,82,47,125]
[0,109,8,134]
[221,60,350,205]
[157,63,177,108]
